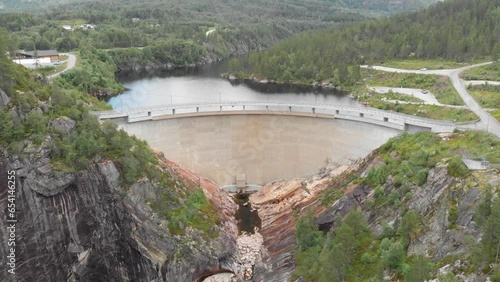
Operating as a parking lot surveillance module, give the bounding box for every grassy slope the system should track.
[350,69,479,122]
[361,69,464,105]
[462,63,500,81]
[468,84,500,122]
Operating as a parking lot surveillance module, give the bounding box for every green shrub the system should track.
[364,198,375,209]
[296,212,324,252]
[320,189,343,205]
[367,166,389,187]
[492,266,500,282]
[381,221,396,239]
[374,186,385,199]
[382,240,405,270]
[448,200,458,228]
[389,190,400,205]
[361,252,377,264]
[447,156,470,178]
[414,168,429,186]
[392,175,404,187]
[403,255,433,282]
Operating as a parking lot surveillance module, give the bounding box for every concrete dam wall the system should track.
[116,115,400,185]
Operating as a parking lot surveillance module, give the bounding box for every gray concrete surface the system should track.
[116,115,400,185]
[96,101,469,133]
[360,65,453,76]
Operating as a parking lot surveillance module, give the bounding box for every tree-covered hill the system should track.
[1,0,438,16]
[230,0,499,85]
[320,0,439,14]
[0,0,442,76]
[0,0,439,57]
[0,0,369,69]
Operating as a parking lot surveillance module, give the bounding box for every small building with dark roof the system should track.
[12,50,59,61]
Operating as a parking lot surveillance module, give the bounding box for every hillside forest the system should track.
[229,0,500,86]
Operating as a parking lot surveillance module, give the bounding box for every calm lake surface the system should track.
[108,60,361,110]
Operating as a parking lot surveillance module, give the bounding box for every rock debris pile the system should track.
[202,273,238,282]
[237,230,264,280]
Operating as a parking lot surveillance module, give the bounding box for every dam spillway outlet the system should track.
[234,193,261,235]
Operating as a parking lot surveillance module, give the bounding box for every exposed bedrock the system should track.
[0,149,239,282]
[247,147,497,282]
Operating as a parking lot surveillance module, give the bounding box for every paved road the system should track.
[47,53,76,79]
[449,63,500,138]
[362,62,500,138]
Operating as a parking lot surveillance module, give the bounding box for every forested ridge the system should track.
[0,0,377,53]
[2,0,437,15]
[0,0,440,67]
[320,0,438,13]
[0,0,444,95]
[0,1,364,80]
[230,0,500,85]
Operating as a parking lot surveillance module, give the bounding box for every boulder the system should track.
[25,171,76,197]
[98,161,121,189]
[0,88,9,110]
[51,116,76,135]
[11,106,22,125]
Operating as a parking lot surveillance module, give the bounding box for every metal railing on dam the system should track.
[93,101,479,133]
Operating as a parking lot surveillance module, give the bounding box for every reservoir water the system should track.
[108,60,362,110]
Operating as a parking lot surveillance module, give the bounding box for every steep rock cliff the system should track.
[248,143,498,281]
[250,165,355,281]
[0,148,239,282]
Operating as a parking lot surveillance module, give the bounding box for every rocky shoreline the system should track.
[223,72,342,91]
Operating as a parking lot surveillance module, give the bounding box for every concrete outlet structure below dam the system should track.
[116,114,400,186]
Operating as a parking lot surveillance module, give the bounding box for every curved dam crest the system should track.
[115,114,399,185]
